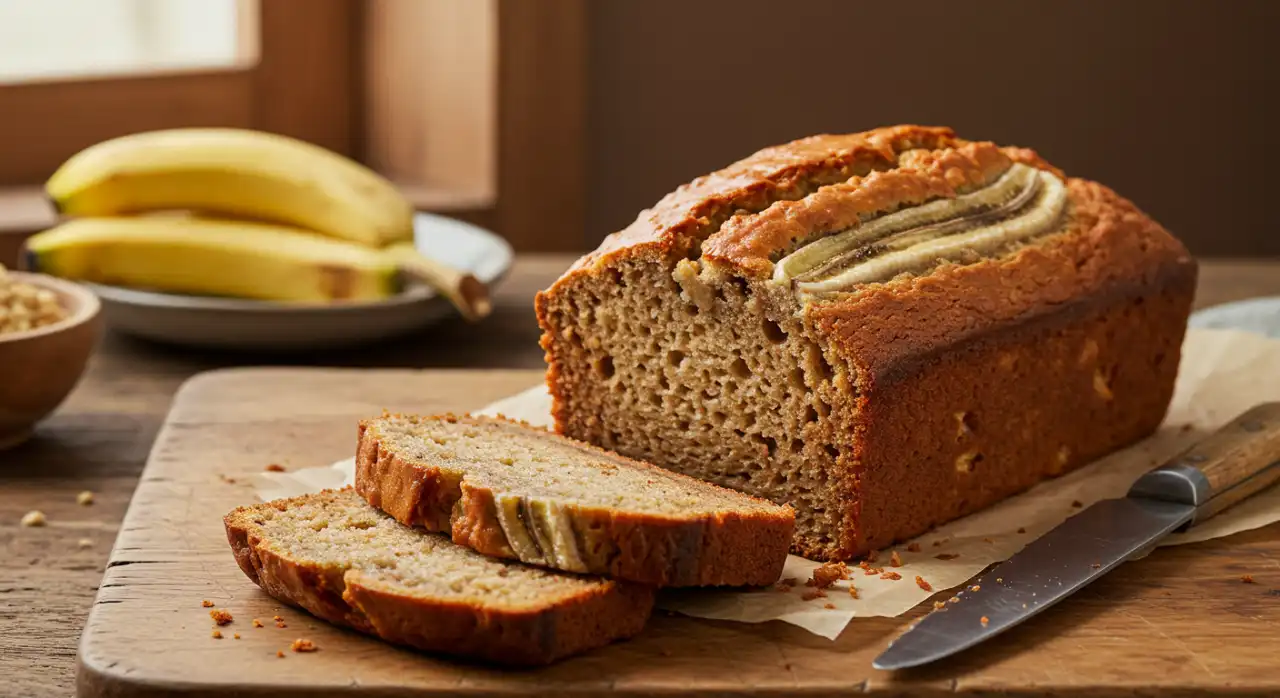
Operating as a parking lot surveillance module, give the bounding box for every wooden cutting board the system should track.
[78,368,1280,697]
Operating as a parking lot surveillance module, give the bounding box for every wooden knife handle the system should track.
[1130,402,1280,525]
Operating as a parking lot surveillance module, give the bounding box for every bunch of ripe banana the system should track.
[25,128,490,321]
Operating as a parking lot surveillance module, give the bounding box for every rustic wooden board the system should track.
[78,368,1280,697]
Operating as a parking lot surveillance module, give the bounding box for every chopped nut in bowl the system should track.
[0,265,102,450]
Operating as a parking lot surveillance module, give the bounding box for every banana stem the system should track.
[385,242,492,322]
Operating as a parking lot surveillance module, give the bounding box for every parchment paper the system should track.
[251,328,1280,640]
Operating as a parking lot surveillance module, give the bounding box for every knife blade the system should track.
[873,401,1280,671]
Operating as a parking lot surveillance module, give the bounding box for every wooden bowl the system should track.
[0,272,102,450]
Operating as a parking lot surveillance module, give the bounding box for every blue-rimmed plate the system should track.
[86,212,513,352]
[1188,296,1280,340]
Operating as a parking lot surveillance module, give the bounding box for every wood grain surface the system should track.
[2,256,1279,697]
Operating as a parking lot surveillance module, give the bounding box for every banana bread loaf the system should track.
[535,124,1196,561]
[354,413,794,586]
[224,488,654,666]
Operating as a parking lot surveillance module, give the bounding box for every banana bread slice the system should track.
[354,413,795,587]
[535,124,1197,561]
[223,488,654,666]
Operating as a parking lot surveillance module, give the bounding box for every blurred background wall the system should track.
[586,0,1280,256]
[0,0,1276,257]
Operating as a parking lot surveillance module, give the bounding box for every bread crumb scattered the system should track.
[996,577,1003,583]
[880,571,902,581]
[848,585,859,599]
[1071,500,1083,508]
[76,490,95,506]
[980,616,990,627]
[201,600,214,608]
[1091,563,1102,569]
[863,566,885,576]
[209,609,233,626]
[915,576,933,592]
[272,615,284,622]
[949,596,960,604]
[291,638,317,653]
[890,551,903,568]
[970,585,981,592]
[933,601,946,610]
[20,510,46,527]
[823,603,836,610]
[276,651,285,658]
[935,553,960,561]
[906,543,921,553]
[265,464,287,472]
[809,562,850,588]
[276,621,287,629]
[1242,574,1256,584]
[1017,527,1027,534]
[800,589,827,601]
[233,633,241,639]
[211,630,223,639]
[77,538,93,549]
[252,618,264,628]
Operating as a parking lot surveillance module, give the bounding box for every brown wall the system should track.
[586,0,1280,256]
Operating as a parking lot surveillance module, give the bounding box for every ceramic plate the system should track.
[1188,296,1280,340]
[89,212,514,352]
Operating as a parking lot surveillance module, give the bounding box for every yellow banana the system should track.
[24,218,401,303]
[45,128,415,248]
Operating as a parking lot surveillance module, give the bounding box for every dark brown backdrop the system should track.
[586,0,1279,256]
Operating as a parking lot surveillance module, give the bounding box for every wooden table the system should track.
[2,255,1278,697]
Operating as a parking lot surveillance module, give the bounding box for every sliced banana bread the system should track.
[535,124,1196,561]
[354,413,795,587]
[223,488,654,666]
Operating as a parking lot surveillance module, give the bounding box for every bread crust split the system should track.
[533,124,1197,561]
[224,489,655,667]
[354,413,795,587]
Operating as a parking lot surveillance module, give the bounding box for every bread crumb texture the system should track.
[76,490,94,506]
[209,609,233,626]
[20,510,45,527]
[291,638,318,653]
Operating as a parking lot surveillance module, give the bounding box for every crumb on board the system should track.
[20,510,46,527]
[273,615,284,622]
[906,543,921,553]
[211,630,223,639]
[823,603,836,610]
[980,616,990,627]
[76,490,95,506]
[1017,527,1027,534]
[880,571,902,581]
[801,589,827,601]
[933,601,946,610]
[77,538,93,549]
[890,551,903,567]
[233,633,241,640]
[276,651,285,658]
[848,585,859,599]
[1071,500,1083,508]
[970,585,981,592]
[863,566,885,576]
[857,560,871,571]
[210,609,233,625]
[265,463,287,472]
[252,618,264,628]
[202,600,214,608]
[916,576,933,592]
[996,577,1003,583]
[949,596,960,604]
[810,562,850,588]
[1091,563,1102,569]
[935,553,960,561]
[291,639,318,653]
[276,621,288,629]
[1242,574,1256,584]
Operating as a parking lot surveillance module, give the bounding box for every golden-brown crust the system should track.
[223,491,654,666]
[353,414,795,587]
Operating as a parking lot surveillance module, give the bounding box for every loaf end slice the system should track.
[223,488,655,667]
[354,413,795,587]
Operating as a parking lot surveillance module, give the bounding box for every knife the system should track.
[873,401,1280,671]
